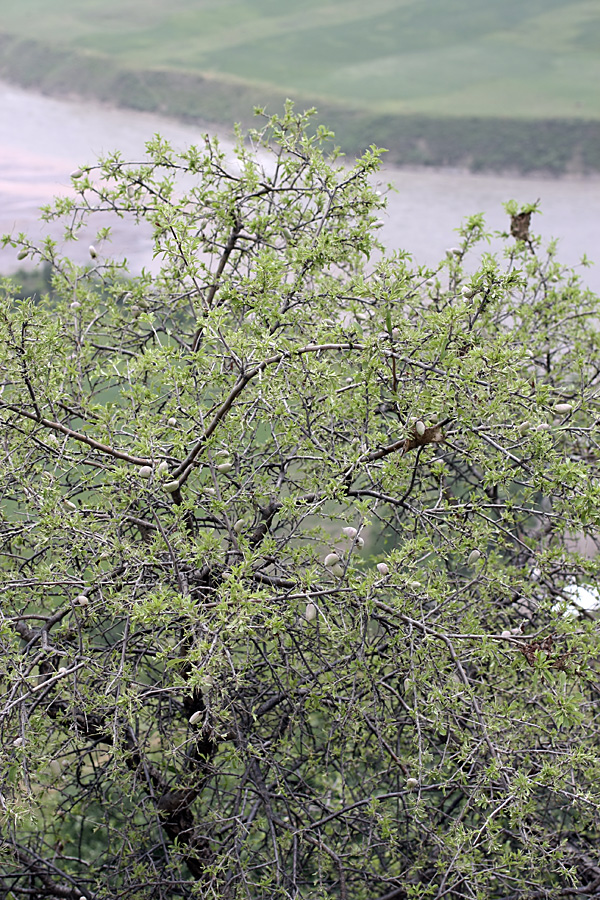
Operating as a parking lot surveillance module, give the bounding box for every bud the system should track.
[216,462,233,473]
[75,595,88,607]
[139,466,153,479]
[167,417,178,427]
[89,245,98,259]
[163,480,180,493]
[305,602,317,622]
[377,562,389,576]
[341,527,357,539]
[415,420,426,437]
[467,549,481,565]
[554,403,572,415]
[17,249,28,260]
[324,552,340,567]
[405,777,419,789]
[189,710,202,726]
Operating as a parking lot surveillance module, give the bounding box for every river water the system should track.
[1,81,599,291]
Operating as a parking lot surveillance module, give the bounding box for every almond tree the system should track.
[2,107,600,900]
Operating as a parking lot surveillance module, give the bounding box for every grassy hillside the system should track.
[1,0,600,172]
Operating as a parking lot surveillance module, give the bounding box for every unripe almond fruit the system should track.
[89,245,98,259]
[406,777,419,789]
[305,602,317,622]
[518,421,530,435]
[324,552,340,567]
[139,466,152,479]
[341,526,358,539]
[157,461,169,478]
[216,462,233,473]
[167,417,178,427]
[163,480,180,493]
[331,564,345,577]
[75,595,88,607]
[17,249,28,260]
[70,169,83,179]
[377,562,390,575]
[13,737,23,748]
[233,518,245,534]
[189,711,202,725]
[415,420,426,437]
[555,403,572,415]
[467,549,481,565]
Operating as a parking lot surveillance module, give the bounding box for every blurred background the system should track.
[1,0,599,286]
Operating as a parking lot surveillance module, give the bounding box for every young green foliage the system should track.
[2,108,600,899]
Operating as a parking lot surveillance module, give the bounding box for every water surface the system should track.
[2,81,599,290]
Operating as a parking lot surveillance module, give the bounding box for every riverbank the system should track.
[1,30,600,176]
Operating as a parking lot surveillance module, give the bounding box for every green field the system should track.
[1,0,600,171]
